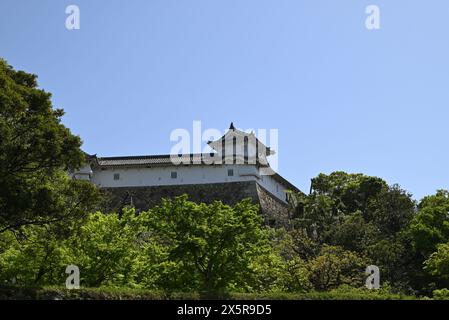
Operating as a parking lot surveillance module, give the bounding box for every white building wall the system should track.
[70,165,92,181]
[90,164,289,203]
[258,174,289,203]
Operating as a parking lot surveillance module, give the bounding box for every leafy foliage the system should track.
[424,243,449,282]
[307,245,368,291]
[289,172,417,292]
[0,196,284,294]
[409,190,449,259]
[142,196,269,293]
[0,59,101,233]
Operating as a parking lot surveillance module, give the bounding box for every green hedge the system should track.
[0,286,421,300]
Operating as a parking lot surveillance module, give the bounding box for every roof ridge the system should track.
[97,153,210,160]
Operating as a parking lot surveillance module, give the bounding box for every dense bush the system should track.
[0,286,420,300]
[0,193,388,297]
[2,180,449,299]
[432,288,449,300]
[0,196,287,294]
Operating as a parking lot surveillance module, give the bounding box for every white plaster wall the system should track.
[90,164,289,203]
[91,164,257,188]
[257,174,289,203]
[70,165,92,181]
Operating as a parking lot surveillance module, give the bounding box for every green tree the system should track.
[365,185,415,235]
[290,172,416,290]
[0,59,100,233]
[408,190,449,292]
[62,209,146,288]
[249,228,313,293]
[409,190,449,259]
[0,223,69,286]
[143,195,270,293]
[0,208,163,288]
[424,242,449,282]
[329,211,380,252]
[311,172,386,214]
[307,245,368,291]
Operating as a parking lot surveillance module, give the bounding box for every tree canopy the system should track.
[0,59,101,233]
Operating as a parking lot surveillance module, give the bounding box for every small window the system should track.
[171,171,177,179]
[113,173,120,181]
[227,169,234,177]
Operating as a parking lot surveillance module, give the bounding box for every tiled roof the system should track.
[96,154,194,166]
[90,153,252,167]
[91,154,201,166]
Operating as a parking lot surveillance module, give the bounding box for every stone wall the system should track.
[101,181,259,212]
[101,181,291,226]
[255,183,291,227]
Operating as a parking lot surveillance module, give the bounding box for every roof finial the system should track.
[229,122,235,131]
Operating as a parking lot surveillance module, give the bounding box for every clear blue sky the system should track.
[1,0,448,200]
